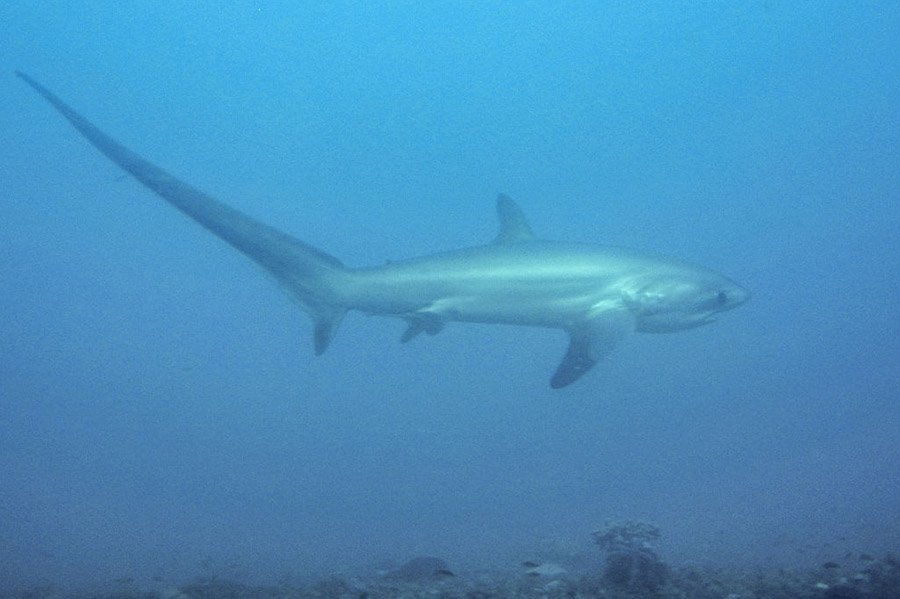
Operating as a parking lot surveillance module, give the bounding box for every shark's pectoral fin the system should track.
[551,311,633,389]
[399,311,446,343]
[551,334,596,389]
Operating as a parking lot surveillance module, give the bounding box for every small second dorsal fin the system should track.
[494,194,536,244]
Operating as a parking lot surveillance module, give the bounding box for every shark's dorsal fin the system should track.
[494,194,536,244]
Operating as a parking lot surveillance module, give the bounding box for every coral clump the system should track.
[593,520,668,592]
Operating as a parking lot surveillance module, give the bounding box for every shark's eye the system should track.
[717,291,728,305]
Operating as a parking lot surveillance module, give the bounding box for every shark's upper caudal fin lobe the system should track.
[16,71,348,354]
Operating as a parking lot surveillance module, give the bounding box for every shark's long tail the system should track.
[16,71,348,354]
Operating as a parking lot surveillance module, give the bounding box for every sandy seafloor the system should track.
[3,552,898,599]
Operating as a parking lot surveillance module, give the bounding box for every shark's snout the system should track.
[721,283,751,311]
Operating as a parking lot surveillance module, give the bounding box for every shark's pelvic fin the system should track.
[494,194,536,244]
[399,311,445,343]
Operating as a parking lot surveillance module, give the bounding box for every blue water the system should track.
[1,1,898,590]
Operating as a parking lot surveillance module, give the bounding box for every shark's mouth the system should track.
[635,310,718,333]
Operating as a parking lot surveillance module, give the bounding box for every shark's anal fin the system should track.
[313,307,346,354]
[551,310,632,389]
[494,194,536,244]
[400,312,445,343]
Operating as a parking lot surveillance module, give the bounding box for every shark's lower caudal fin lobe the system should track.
[16,71,348,354]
